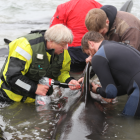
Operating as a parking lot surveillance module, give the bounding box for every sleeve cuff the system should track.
[96,87,106,98]
[65,77,75,84]
[30,83,37,95]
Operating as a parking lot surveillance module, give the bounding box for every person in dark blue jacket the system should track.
[81,31,140,117]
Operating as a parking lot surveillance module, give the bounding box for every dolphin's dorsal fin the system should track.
[120,0,133,12]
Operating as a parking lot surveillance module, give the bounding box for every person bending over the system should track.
[85,5,140,50]
[85,5,140,63]
[0,24,80,104]
[81,31,140,117]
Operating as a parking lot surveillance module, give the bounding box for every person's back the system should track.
[102,41,140,72]
[91,40,140,116]
[50,0,102,73]
[50,0,102,46]
[101,5,140,51]
[93,40,140,90]
[81,30,140,117]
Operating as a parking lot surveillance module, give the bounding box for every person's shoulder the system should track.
[117,11,139,19]
[57,0,80,10]
[116,11,140,25]
[64,49,69,55]
[57,0,71,9]
[62,50,71,64]
[101,5,117,11]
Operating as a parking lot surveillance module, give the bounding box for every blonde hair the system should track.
[85,8,107,31]
[44,24,73,44]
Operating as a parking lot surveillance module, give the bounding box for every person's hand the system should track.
[68,79,81,90]
[91,82,99,93]
[86,56,92,63]
[78,77,84,84]
[35,84,50,96]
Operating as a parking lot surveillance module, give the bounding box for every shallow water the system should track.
[0,0,140,140]
[0,88,81,139]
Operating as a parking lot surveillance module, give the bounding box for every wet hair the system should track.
[81,31,104,51]
[85,8,107,31]
[44,24,73,44]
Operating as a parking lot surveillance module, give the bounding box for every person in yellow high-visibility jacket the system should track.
[0,24,81,103]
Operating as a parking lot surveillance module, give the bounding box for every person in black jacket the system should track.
[81,31,140,117]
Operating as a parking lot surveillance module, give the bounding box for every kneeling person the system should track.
[0,24,80,103]
[81,31,140,117]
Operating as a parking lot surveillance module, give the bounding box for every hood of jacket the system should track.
[101,5,117,33]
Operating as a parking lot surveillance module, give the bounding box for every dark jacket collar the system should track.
[101,5,117,33]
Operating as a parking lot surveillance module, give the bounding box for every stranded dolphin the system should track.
[120,0,133,12]
[0,63,106,140]
[51,63,107,140]
[0,1,134,139]
[0,48,9,57]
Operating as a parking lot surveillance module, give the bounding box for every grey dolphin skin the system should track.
[120,0,133,12]
[51,63,107,140]
[0,48,9,57]
[0,0,134,139]
[50,1,134,139]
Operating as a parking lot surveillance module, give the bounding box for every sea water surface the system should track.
[0,0,140,140]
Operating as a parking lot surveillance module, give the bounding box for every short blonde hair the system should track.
[85,8,107,31]
[44,24,73,44]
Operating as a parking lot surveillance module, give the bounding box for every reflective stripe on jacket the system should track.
[0,33,71,103]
